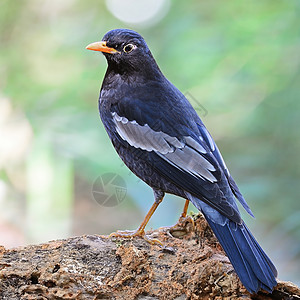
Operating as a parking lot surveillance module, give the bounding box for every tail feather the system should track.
[204,215,277,293]
[241,223,277,284]
[251,233,278,277]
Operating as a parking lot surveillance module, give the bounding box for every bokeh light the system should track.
[105,0,170,27]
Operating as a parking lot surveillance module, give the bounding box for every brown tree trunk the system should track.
[0,214,299,299]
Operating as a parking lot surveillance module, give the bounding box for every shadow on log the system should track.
[0,214,299,299]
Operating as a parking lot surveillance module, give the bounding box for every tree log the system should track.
[0,214,299,300]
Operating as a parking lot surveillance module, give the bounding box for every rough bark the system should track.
[0,214,299,300]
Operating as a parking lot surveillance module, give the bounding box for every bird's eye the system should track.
[123,44,136,53]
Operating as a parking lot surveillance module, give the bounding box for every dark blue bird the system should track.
[86,29,277,294]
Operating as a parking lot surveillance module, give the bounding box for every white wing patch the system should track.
[112,112,217,182]
[185,136,207,153]
[201,126,215,151]
[157,147,216,182]
[112,112,184,154]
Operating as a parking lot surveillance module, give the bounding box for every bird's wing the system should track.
[197,124,254,218]
[111,110,244,224]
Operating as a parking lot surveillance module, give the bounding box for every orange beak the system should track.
[86,41,119,54]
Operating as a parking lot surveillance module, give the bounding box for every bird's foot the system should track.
[107,229,163,246]
[162,215,195,238]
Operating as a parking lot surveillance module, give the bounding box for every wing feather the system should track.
[113,112,217,183]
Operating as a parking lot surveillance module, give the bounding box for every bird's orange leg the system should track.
[108,196,163,245]
[181,199,190,218]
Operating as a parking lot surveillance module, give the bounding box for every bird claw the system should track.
[143,235,163,246]
[108,229,163,246]
[178,215,195,230]
[163,215,195,237]
[109,229,142,238]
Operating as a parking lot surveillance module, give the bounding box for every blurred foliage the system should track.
[0,0,299,284]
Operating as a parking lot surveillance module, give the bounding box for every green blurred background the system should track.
[0,0,299,285]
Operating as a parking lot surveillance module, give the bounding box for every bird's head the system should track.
[86,29,161,77]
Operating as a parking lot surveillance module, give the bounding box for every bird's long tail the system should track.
[204,215,277,293]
